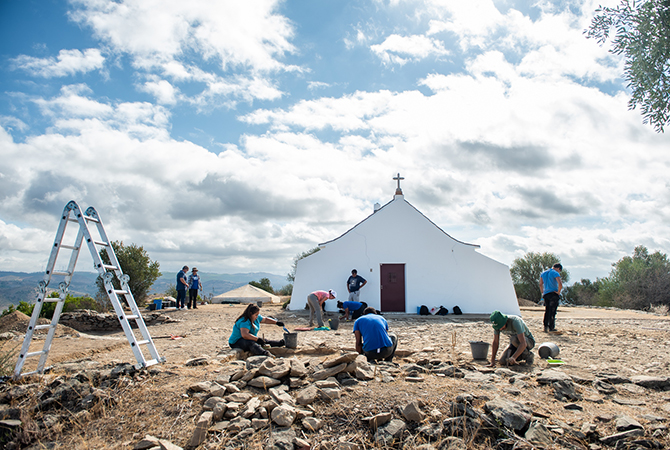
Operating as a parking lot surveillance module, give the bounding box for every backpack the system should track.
[453,305,462,315]
[436,306,449,316]
[419,305,430,315]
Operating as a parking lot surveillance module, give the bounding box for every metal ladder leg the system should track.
[83,206,164,369]
[13,201,83,378]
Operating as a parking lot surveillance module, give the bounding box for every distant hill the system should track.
[0,271,289,309]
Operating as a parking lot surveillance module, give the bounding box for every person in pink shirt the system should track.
[307,289,336,327]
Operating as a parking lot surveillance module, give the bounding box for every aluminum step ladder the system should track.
[14,200,165,378]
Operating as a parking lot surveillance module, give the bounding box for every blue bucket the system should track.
[153,299,163,310]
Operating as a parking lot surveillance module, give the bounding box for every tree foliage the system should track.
[96,241,161,307]
[276,284,293,296]
[249,277,274,294]
[510,252,570,303]
[1,294,98,319]
[287,247,321,283]
[562,278,607,306]
[602,245,670,309]
[586,0,670,132]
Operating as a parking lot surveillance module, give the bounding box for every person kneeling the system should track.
[229,304,286,357]
[353,307,398,363]
[487,310,535,366]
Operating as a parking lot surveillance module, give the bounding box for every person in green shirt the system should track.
[487,310,535,366]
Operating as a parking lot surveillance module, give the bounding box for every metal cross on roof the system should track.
[393,172,404,195]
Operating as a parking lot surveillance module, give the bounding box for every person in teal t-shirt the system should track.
[229,304,286,356]
[487,310,535,366]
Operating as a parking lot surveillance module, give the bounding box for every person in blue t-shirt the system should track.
[337,300,367,321]
[346,269,367,303]
[539,263,563,332]
[353,307,397,363]
[229,304,286,356]
[175,266,189,310]
[187,267,203,310]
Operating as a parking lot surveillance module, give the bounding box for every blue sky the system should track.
[1,0,669,284]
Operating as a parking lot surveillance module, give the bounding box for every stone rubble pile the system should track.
[59,310,180,332]
[1,351,669,450]
[147,352,669,450]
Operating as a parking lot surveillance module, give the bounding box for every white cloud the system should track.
[68,0,296,107]
[371,34,449,65]
[11,48,105,78]
[140,78,179,105]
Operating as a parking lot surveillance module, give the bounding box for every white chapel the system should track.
[288,174,520,315]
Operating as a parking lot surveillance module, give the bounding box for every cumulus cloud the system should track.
[371,34,449,65]
[2,0,669,282]
[66,0,296,107]
[10,49,105,78]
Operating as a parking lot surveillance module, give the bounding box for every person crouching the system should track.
[487,310,535,366]
[229,304,285,357]
[353,307,398,363]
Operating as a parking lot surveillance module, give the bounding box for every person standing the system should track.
[307,289,336,328]
[176,265,189,310]
[539,263,563,332]
[346,269,367,302]
[353,307,398,363]
[487,310,535,366]
[187,267,202,309]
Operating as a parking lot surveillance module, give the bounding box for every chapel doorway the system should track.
[380,264,406,312]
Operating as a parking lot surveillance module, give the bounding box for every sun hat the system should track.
[329,290,337,299]
[490,310,508,331]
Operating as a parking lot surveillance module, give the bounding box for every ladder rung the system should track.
[21,370,42,376]
[52,271,71,276]
[34,324,54,330]
[93,240,109,246]
[144,359,160,366]
[103,264,118,270]
[85,216,100,223]
[60,244,79,250]
[114,290,129,295]
[125,314,139,320]
[135,340,150,346]
[44,297,62,303]
[26,350,47,358]
[67,218,79,223]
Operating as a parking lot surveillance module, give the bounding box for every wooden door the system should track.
[380,264,405,312]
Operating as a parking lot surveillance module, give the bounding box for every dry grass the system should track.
[648,303,669,316]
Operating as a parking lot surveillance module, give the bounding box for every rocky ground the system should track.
[1,303,669,450]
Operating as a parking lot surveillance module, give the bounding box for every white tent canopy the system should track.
[212,284,280,304]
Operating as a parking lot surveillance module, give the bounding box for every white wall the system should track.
[289,196,520,316]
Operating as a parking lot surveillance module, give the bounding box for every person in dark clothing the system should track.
[176,266,189,310]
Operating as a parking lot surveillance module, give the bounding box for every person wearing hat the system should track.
[187,267,203,309]
[307,289,336,328]
[487,310,535,366]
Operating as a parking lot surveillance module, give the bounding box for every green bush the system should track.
[1,293,99,320]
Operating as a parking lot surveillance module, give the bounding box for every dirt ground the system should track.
[4,304,670,449]
[17,303,670,375]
